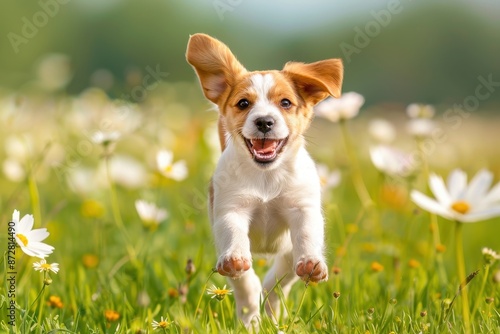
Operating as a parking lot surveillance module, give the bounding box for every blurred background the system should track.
[1,0,499,106]
[1,1,500,232]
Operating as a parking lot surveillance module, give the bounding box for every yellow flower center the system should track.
[213,288,230,295]
[17,233,28,246]
[320,176,327,187]
[164,165,173,174]
[41,263,52,270]
[451,200,470,214]
[158,321,169,328]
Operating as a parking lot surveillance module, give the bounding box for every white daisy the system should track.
[406,103,435,119]
[314,92,365,123]
[156,150,188,181]
[316,164,341,191]
[406,104,436,138]
[368,118,396,144]
[482,247,500,260]
[407,118,436,138]
[91,130,121,145]
[33,258,60,274]
[135,200,168,226]
[206,284,233,301]
[12,210,54,258]
[411,169,500,223]
[151,316,173,330]
[370,145,416,177]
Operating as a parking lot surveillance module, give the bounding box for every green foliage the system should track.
[0,82,500,333]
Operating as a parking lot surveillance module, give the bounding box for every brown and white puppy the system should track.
[186,33,343,327]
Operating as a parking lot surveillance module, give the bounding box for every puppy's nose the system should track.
[254,116,275,134]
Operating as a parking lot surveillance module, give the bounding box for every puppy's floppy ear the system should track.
[186,33,247,104]
[283,59,343,106]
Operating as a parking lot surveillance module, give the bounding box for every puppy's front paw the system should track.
[216,255,251,278]
[295,257,328,283]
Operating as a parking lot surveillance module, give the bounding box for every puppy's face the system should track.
[186,34,343,168]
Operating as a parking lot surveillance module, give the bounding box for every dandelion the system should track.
[12,210,54,258]
[370,145,416,178]
[33,258,59,274]
[135,200,168,229]
[370,261,384,273]
[256,258,267,268]
[380,184,408,209]
[47,295,63,308]
[156,150,188,181]
[152,316,173,330]
[314,92,365,122]
[331,266,342,275]
[168,287,179,298]
[206,284,233,301]
[104,309,120,322]
[82,254,99,269]
[316,164,341,191]
[436,244,446,253]
[408,259,421,269]
[80,199,105,218]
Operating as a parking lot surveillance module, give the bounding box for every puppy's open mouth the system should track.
[244,137,288,164]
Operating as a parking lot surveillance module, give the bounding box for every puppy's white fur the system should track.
[186,33,343,327]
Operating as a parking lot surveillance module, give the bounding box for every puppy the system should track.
[186,33,343,327]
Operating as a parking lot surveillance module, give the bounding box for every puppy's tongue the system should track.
[251,139,278,154]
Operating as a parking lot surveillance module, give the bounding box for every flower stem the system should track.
[105,156,125,230]
[471,265,490,319]
[105,156,137,263]
[416,138,447,285]
[455,221,471,334]
[28,172,42,228]
[339,119,373,209]
[195,268,217,319]
[286,282,309,333]
[220,299,226,330]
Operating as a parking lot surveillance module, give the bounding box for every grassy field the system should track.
[1,82,500,333]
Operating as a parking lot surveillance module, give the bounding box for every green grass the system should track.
[1,84,500,333]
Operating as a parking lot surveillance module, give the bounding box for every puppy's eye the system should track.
[280,99,292,109]
[237,99,250,110]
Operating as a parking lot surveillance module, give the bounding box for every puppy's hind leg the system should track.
[227,267,262,329]
[262,251,298,322]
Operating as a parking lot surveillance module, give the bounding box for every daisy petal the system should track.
[447,169,467,199]
[461,206,500,223]
[18,214,35,234]
[170,161,188,181]
[483,181,500,206]
[465,169,493,203]
[27,228,50,242]
[156,150,173,169]
[411,190,453,219]
[429,174,452,206]
[12,209,20,223]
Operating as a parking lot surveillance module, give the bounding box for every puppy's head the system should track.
[186,33,343,169]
